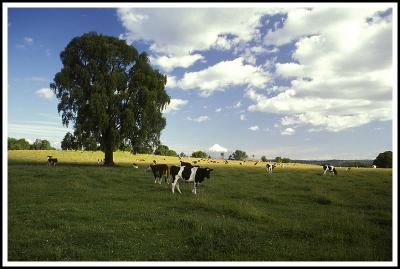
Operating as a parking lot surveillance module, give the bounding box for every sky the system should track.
[4,3,397,160]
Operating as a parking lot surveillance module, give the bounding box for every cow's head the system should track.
[204,168,214,179]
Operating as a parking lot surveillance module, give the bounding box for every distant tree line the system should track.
[8,137,55,150]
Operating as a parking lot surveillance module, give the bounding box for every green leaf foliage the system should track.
[50,32,170,165]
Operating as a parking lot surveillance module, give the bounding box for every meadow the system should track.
[7,150,393,261]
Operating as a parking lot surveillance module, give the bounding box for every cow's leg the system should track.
[172,176,179,194]
[176,181,182,194]
[322,169,327,175]
[192,182,197,195]
[159,177,162,184]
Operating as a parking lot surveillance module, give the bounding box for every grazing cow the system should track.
[148,163,169,184]
[322,165,337,175]
[180,161,192,167]
[47,156,58,166]
[266,163,276,173]
[170,165,214,194]
[372,165,377,169]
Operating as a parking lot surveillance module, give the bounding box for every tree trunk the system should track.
[103,128,115,166]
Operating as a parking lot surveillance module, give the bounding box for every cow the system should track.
[170,165,213,194]
[97,159,104,166]
[148,163,169,184]
[372,165,377,169]
[47,156,58,166]
[266,163,276,173]
[180,161,191,167]
[322,165,337,175]
[132,163,139,168]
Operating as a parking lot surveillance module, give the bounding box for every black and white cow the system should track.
[266,163,276,173]
[148,163,169,184]
[322,165,337,175]
[170,165,213,194]
[47,156,58,166]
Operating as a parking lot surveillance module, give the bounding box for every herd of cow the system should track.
[146,160,214,194]
[45,155,342,194]
[145,160,341,195]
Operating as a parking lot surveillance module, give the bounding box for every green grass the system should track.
[7,150,393,261]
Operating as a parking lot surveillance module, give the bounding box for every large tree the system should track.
[50,32,170,165]
[373,151,392,168]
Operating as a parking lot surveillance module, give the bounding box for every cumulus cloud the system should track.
[117,8,282,71]
[150,54,204,72]
[247,7,393,132]
[248,125,260,131]
[163,98,188,113]
[240,114,246,121]
[35,88,54,100]
[171,57,270,97]
[209,143,228,152]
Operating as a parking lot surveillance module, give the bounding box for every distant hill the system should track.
[292,159,374,167]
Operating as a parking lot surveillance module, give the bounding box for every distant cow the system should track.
[148,163,169,184]
[372,165,377,169]
[47,156,58,166]
[170,165,213,194]
[132,163,139,168]
[97,159,104,166]
[322,165,337,175]
[266,163,276,173]
[180,161,192,167]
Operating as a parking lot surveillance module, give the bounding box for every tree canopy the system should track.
[231,149,248,161]
[154,145,177,157]
[373,151,392,168]
[50,32,170,165]
[8,138,31,150]
[191,151,208,158]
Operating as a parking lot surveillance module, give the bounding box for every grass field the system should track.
[7,150,393,261]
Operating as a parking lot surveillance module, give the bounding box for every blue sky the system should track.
[5,4,396,160]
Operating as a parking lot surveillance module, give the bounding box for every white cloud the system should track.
[35,88,54,100]
[117,8,282,71]
[209,143,228,153]
[171,57,270,97]
[246,7,393,132]
[248,125,260,131]
[187,115,210,123]
[163,98,188,113]
[16,37,34,48]
[24,37,34,45]
[118,8,280,56]
[275,62,305,78]
[150,54,204,72]
[281,127,295,136]
[215,108,222,112]
[240,114,246,121]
